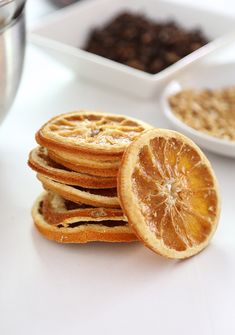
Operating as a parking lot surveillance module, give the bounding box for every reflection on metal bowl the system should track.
[0,7,26,124]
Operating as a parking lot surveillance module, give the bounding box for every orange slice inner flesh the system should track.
[131,136,218,252]
[47,114,147,147]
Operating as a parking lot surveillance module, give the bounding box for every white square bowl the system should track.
[29,0,235,98]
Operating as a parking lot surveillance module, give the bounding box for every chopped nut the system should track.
[169,87,235,142]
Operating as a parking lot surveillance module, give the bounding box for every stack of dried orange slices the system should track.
[28,111,221,259]
[28,110,151,243]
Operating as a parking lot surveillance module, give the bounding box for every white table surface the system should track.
[1,1,235,334]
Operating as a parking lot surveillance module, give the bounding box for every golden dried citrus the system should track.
[118,129,220,259]
[36,111,151,157]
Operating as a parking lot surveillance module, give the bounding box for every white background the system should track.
[0,1,235,334]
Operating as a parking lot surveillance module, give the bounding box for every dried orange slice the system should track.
[118,129,220,259]
[47,148,120,169]
[42,192,126,226]
[37,174,120,208]
[32,192,137,243]
[36,111,151,157]
[48,149,119,177]
[28,147,117,188]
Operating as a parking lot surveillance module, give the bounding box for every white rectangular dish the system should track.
[30,0,235,98]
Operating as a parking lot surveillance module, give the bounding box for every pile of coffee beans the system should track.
[84,12,208,74]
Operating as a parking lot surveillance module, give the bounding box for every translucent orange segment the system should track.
[144,202,168,239]
[177,144,201,174]
[162,138,181,170]
[180,210,212,244]
[187,164,214,189]
[149,137,170,178]
[171,211,194,248]
[132,168,158,202]
[186,189,217,218]
[138,145,163,182]
[161,214,187,251]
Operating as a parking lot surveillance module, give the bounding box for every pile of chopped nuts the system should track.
[168,87,235,141]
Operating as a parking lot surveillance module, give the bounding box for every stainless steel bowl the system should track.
[0,2,26,124]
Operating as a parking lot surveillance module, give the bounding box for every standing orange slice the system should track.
[118,129,220,259]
